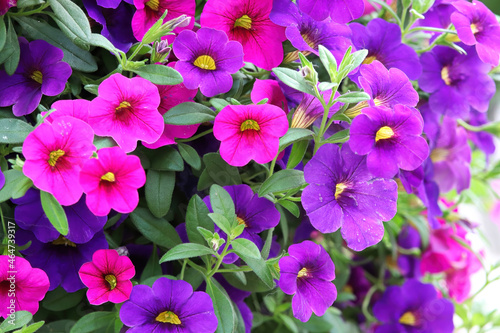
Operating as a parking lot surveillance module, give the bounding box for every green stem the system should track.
[368,0,401,26]
[179,259,188,280]
[127,42,145,62]
[407,26,457,35]
[361,285,378,323]
[216,266,253,273]
[176,128,213,143]
[0,206,7,240]
[8,2,49,16]
[207,240,231,278]
[185,259,207,275]
[267,154,278,178]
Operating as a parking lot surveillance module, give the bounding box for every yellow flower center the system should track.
[301,33,316,49]
[240,119,260,131]
[344,101,369,119]
[430,148,449,162]
[101,172,116,182]
[156,311,181,325]
[48,149,65,167]
[335,183,347,200]
[441,66,452,85]
[375,126,395,142]
[52,235,77,247]
[30,70,43,84]
[145,0,159,11]
[116,101,132,113]
[399,311,417,326]
[297,267,309,278]
[362,55,377,65]
[234,14,252,30]
[105,274,117,290]
[236,216,247,227]
[193,55,216,70]
[471,23,480,34]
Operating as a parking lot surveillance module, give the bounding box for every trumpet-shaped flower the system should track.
[296,0,364,23]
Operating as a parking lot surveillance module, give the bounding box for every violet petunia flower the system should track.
[419,45,495,119]
[373,279,454,333]
[201,0,286,71]
[279,241,337,322]
[302,144,398,251]
[296,0,364,23]
[0,38,72,117]
[13,188,107,244]
[451,0,500,66]
[468,109,495,156]
[173,27,244,98]
[416,0,457,31]
[397,225,422,279]
[120,278,218,332]
[350,18,421,82]
[349,104,429,178]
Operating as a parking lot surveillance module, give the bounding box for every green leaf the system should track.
[413,0,435,14]
[145,170,175,218]
[272,67,315,96]
[159,243,215,263]
[208,213,233,236]
[200,153,241,188]
[16,0,44,8]
[278,199,300,218]
[89,33,120,56]
[287,140,309,169]
[0,311,32,332]
[42,288,85,311]
[231,238,261,259]
[0,119,33,143]
[37,320,76,333]
[260,228,274,260]
[15,17,98,72]
[0,18,20,75]
[210,98,230,111]
[278,128,314,151]
[130,208,181,249]
[205,278,237,333]
[40,191,69,236]
[177,143,201,170]
[163,102,216,125]
[209,184,236,219]
[318,45,338,81]
[185,195,214,245]
[148,146,184,171]
[258,170,306,197]
[84,84,99,95]
[323,129,350,144]
[131,64,183,85]
[69,312,116,333]
[0,169,32,203]
[14,321,45,333]
[335,92,371,104]
[0,17,6,53]
[140,247,162,281]
[279,314,298,333]
[237,256,274,288]
[48,0,91,46]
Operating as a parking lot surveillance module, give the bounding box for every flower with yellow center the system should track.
[145,0,159,11]
[236,216,247,227]
[115,101,132,113]
[48,149,65,167]
[52,235,77,247]
[101,172,116,182]
[240,119,260,131]
[297,267,309,278]
[399,311,417,326]
[441,66,452,86]
[430,148,449,163]
[375,126,395,142]
[105,274,117,290]
[193,55,216,70]
[156,311,181,325]
[30,70,43,84]
[362,55,377,65]
[335,183,347,200]
[234,15,252,30]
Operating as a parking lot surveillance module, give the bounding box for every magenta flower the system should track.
[47,99,90,123]
[79,249,135,305]
[451,0,500,66]
[0,256,50,319]
[250,79,289,113]
[201,0,286,70]
[296,0,364,23]
[173,27,244,97]
[80,146,146,216]
[88,73,163,153]
[213,104,289,166]
[23,116,95,206]
[279,241,337,322]
[0,170,4,190]
[0,0,16,15]
[131,0,195,43]
[0,38,72,117]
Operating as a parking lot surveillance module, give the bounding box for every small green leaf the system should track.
[258,170,306,197]
[209,98,230,111]
[318,45,338,81]
[148,146,184,171]
[260,228,274,259]
[200,153,241,188]
[0,17,6,53]
[130,208,182,249]
[206,278,237,333]
[278,199,300,218]
[413,0,435,14]
[40,190,69,236]
[14,320,45,333]
[278,128,314,151]
[0,169,32,203]
[231,238,261,259]
[177,143,201,170]
[141,247,162,281]
[335,91,371,104]
[272,67,315,96]
[159,243,215,263]
[287,140,309,169]
[209,184,236,219]
[131,64,183,85]
[323,129,350,144]
[69,312,116,333]
[164,102,216,125]
[0,311,32,332]
[185,195,214,245]
[0,18,20,75]
[49,0,91,44]
[0,119,33,144]
[16,0,44,8]
[42,288,85,312]
[208,213,233,236]
[145,170,175,218]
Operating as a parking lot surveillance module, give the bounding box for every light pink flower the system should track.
[80,146,146,216]
[79,249,135,305]
[213,104,289,166]
[23,116,95,206]
[0,256,50,318]
[250,79,288,113]
[88,73,163,153]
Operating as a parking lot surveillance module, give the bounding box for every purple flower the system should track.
[350,19,421,82]
[12,188,107,244]
[302,144,398,251]
[451,0,500,66]
[291,90,340,129]
[416,0,457,31]
[16,229,108,292]
[349,105,429,178]
[173,27,244,97]
[373,279,454,333]
[296,0,364,23]
[419,45,495,119]
[120,278,218,332]
[279,241,336,322]
[270,0,351,60]
[0,38,72,117]
[397,225,422,279]
[468,109,495,156]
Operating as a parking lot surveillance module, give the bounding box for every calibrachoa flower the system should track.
[373,279,454,333]
[120,278,218,332]
[48,99,91,123]
[297,0,364,23]
[468,109,495,156]
[13,189,107,244]
[80,146,146,216]
[23,116,95,206]
[302,144,398,251]
[173,27,244,97]
[0,255,50,319]
[250,79,288,113]
[397,225,422,279]
[291,91,339,129]
[349,104,429,178]
[279,241,337,322]
[419,45,495,119]
[350,18,421,82]
[213,104,289,166]
[79,249,135,305]
[416,0,457,31]
[131,0,195,43]
[201,0,286,71]
[0,38,71,117]
[0,0,16,15]
[88,73,163,153]
[451,0,500,66]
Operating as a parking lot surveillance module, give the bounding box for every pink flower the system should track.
[78,249,135,305]
[23,116,95,206]
[200,0,286,70]
[80,147,146,216]
[47,99,90,123]
[213,104,289,166]
[250,79,288,113]
[132,0,195,42]
[0,256,50,318]
[88,73,164,153]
